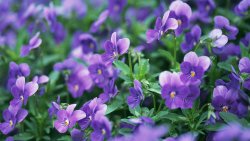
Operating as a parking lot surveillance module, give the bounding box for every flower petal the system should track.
[159,71,172,86]
[25,82,38,96]
[117,38,130,55]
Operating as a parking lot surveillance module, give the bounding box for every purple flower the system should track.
[0,106,28,135]
[180,52,211,83]
[213,43,241,61]
[71,128,84,141]
[214,16,238,40]
[159,71,189,109]
[181,25,201,53]
[239,57,250,90]
[20,32,42,57]
[58,0,87,18]
[235,0,250,16]
[197,0,216,15]
[102,32,130,64]
[169,0,192,36]
[54,104,86,133]
[72,33,97,54]
[209,28,228,48]
[131,125,167,141]
[99,78,118,103]
[32,75,49,85]
[90,10,109,33]
[66,65,93,98]
[48,96,61,118]
[90,113,112,141]
[10,77,38,108]
[108,0,127,19]
[146,10,178,43]
[54,58,77,71]
[212,85,238,118]
[78,98,107,130]
[241,32,250,47]
[213,123,250,141]
[127,80,144,108]
[7,62,30,90]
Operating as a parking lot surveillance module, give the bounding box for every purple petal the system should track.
[239,57,250,73]
[56,110,68,121]
[198,56,211,71]
[214,35,228,48]
[16,109,28,123]
[16,77,25,91]
[111,32,117,45]
[162,10,170,25]
[25,82,38,96]
[38,75,49,84]
[213,85,228,98]
[117,38,130,55]
[183,52,199,66]
[164,18,178,31]
[146,29,158,43]
[54,120,68,133]
[214,16,229,28]
[20,45,31,57]
[19,63,30,76]
[159,71,172,86]
[209,28,222,39]
[66,104,76,115]
[71,110,86,122]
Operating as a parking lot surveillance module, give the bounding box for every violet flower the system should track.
[54,58,77,71]
[239,57,250,90]
[99,78,118,103]
[214,16,238,40]
[108,0,127,20]
[212,85,238,118]
[102,32,130,65]
[180,52,211,83]
[54,104,86,133]
[10,77,38,108]
[159,71,190,109]
[71,128,84,141]
[20,32,42,57]
[48,96,61,118]
[78,98,107,130]
[90,113,112,141]
[168,0,192,36]
[146,10,178,43]
[208,28,228,48]
[7,62,30,90]
[127,80,144,108]
[181,25,201,53]
[72,33,97,54]
[235,0,250,16]
[0,106,28,135]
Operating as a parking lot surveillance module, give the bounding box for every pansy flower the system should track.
[127,80,144,108]
[0,106,28,135]
[99,78,118,103]
[102,32,130,65]
[54,104,86,133]
[180,52,211,83]
[10,77,38,108]
[239,57,250,90]
[181,25,201,53]
[208,28,228,48]
[20,32,42,57]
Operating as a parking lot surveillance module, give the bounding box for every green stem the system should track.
[128,50,133,79]
[173,35,177,68]
[153,95,156,111]
[156,100,164,113]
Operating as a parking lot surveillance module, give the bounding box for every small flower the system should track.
[20,32,42,57]
[99,78,118,103]
[108,0,127,20]
[10,77,38,108]
[234,0,250,16]
[102,32,130,64]
[146,10,178,43]
[90,113,112,141]
[0,106,28,135]
[78,98,107,130]
[181,25,201,53]
[239,57,250,90]
[127,80,144,108]
[208,28,228,48]
[54,104,86,133]
[180,52,211,83]
[241,32,250,47]
[48,96,61,118]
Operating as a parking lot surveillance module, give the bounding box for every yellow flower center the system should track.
[9,120,13,126]
[98,69,102,75]
[177,20,182,26]
[102,129,106,135]
[64,119,69,126]
[74,85,79,92]
[170,91,176,99]
[20,96,24,101]
[222,106,228,112]
[190,71,196,77]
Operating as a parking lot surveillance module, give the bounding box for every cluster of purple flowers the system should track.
[159,52,211,109]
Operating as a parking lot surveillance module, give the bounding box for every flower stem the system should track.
[128,50,133,80]
[173,35,177,68]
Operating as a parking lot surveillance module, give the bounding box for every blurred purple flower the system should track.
[127,80,144,108]
[54,58,77,71]
[108,0,127,20]
[102,32,130,64]
[78,98,107,130]
[57,0,87,18]
[235,0,250,16]
[73,33,97,54]
[7,62,30,90]
[20,32,42,57]
[181,25,201,53]
[0,106,28,135]
[90,10,109,33]
[241,32,250,47]
[54,104,86,133]
[10,77,38,108]
[71,128,84,141]
[209,28,228,48]
[180,52,211,83]
[90,113,112,141]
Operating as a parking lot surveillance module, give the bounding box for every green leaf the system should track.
[106,94,125,115]
[240,43,250,58]
[113,60,130,75]
[158,49,174,62]
[134,59,150,80]
[14,133,34,140]
[219,112,240,124]
[148,83,161,94]
[205,123,225,131]
[152,110,169,121]
[129,106,141,117]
